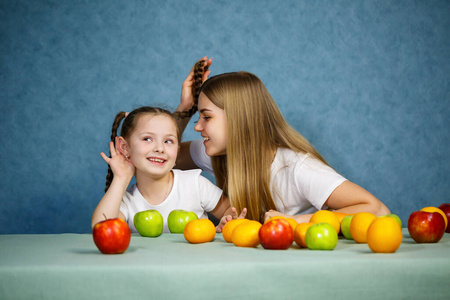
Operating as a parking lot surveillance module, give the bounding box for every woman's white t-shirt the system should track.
[189,139,346,215]
[120,169,222,233]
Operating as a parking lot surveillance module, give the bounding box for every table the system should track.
[1,229,449,299]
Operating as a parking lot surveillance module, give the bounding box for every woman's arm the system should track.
[324,180,390,215]
[264,181,390,223]
[175,141,199,170]
[176,57,212,135]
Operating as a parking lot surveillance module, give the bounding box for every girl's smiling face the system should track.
[194,92,228,156]
[126,114,179,178]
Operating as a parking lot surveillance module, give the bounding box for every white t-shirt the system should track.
[189,138,347,215]
[120,169,222,233]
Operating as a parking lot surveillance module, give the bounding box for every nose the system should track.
[153,140,165,153]
[194,121,202,132]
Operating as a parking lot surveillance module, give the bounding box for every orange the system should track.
[349,212,377,243]
[310,210,340,234]
[293,222,314,248]
[265,216,298,231]
[183,219,216,244]
[222,219,250,243]
[231,220,262,248]
[421,207,448,230]
[333,212,349,224]
[367,216,403,253]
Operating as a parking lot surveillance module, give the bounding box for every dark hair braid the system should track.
[105,111,127,192]
[174,60,208,120]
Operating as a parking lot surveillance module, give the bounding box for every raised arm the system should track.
[91,139,135,228]
[175,57,212,135]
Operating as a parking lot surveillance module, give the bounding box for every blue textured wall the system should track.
[1,0,449,233]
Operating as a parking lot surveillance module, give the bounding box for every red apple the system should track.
[438,203,450,233]
[407,211,445,243]
[93,217,131,254]
[258,219,294,250]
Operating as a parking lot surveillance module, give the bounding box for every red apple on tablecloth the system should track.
[93,217,131,254]
[259,219,294,250]
[407,211,445,243]
[438,203,450,233]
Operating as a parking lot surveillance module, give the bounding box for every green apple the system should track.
[133,210,163,237]
[167,209,198,233]
[305,223,338,250]
[340,215,353,240]
[380,213,402,228]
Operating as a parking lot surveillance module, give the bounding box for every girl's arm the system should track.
[209,194,247,232]
[264,181,390,223]
[91,140,135,228]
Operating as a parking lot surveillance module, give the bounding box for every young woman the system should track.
[92,106,243,233]
[175,58,390,223]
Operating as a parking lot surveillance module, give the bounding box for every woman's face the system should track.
[194,92,228,156]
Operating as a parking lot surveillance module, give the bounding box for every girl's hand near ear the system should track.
[178,56,212,112]
[100,139,135,179]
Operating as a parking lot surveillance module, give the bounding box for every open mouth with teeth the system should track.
[148,157,166,164]
[203,137,210,142]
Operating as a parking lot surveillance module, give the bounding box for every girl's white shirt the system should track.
[120,168,222,233]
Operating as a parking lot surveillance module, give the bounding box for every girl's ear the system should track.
[116,137,130,159]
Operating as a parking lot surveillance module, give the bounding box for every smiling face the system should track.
[125,114,179,178]
[194,92,228,156]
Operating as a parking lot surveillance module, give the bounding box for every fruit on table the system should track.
[340,215,354,240]
[367,216,403,253]
[167,209,198,233]
[437,203,450,233]
[134,209,164,237]
[293,222,314,248]
[231,220,262,248]
[183,219,216,244]
[379,213,402,228]
[420,206,448,231]
[349,212,377,243]
[309,210,340,234]
[222,219,250,243]
[407,211,446,243]
[305,223,338,250]
[259,219,294,250]
[93,217,131,254]
[265,216,298,231]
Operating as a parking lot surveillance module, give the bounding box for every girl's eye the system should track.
[165,140,174,144]
[144,137,152,142]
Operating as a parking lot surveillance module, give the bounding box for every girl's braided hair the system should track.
[104,106,179,192]
[173,59,209,120]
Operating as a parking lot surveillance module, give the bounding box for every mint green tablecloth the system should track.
[1,229,449,300]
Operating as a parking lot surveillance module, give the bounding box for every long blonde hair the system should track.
[200,72,328,222]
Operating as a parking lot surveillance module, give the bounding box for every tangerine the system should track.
[349,212,377,243]
[183,219,216,244]
[310,210,340,234]
[293,222,314,248]
[222,219,250,243]
[367,216,403,253]
[231,220,262,248]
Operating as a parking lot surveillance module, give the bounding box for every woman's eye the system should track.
[203,116,211,121]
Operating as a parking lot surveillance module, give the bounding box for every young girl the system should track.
[91,106,243,233]
[175,58,390,223]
